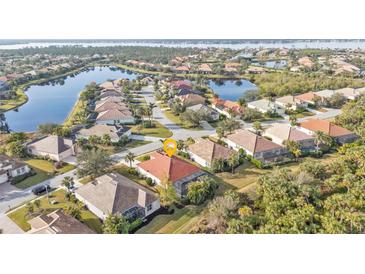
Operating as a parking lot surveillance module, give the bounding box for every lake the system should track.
[4,67,140,132]
[208,79,257,101]
[251,60,287,69]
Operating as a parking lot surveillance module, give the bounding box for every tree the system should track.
[217,118,241,135]
[62,176,75,192]
[187,176,217,205]
[314,131,333,151]
[147,102,156,123]
[284,140,302,160]
[252,121,263,135]
[33,199,41,211]
[26,202,34,216]
[156,178,179,207]
[6,141,26,158]
[125,152,135,168]
[77,148,114,178]
[227,152,240,174]
[327,93,347,108]
[65,206,81,220]
[289,115,298,126]
[101,134,111,146]
[102,214,130,234]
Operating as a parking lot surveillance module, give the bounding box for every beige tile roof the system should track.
[226,129,282,153]
[27,136,73,155]
[77,124,123,140]
[75,173,158,216]
[188,138,234,163]
[96,109,133,121]
[265,123,314,143]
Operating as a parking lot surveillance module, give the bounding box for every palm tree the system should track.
[237,97,246,107]
[62,176,75,192]
[314,131,333,151]
[227,153,240,174]
[284,140,301,161]
[125,152,135,168]
[147,102,156,123]
[252,121,263,135]
[289,115,298,126]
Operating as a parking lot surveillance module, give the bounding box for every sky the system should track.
[1,0,365,39]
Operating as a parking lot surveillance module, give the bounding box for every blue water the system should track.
[208,80,257,101]
[251,60,287,69]
[4,67,139,132]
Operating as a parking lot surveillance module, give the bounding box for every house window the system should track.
[147,204,152,211]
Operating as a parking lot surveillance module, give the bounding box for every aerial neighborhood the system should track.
[0,41,364,234]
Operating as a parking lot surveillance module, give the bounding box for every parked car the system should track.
[32,184,51,195]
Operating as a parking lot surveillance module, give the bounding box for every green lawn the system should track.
[7,189,103,233]
[131,121,172,138]
[112,164,156,191]
[135,205,204,234]
[163,110,201,130]
[12,159,75,189]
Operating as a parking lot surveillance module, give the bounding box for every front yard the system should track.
[7,189,103,233]
[131,121,173,138]
[12,159,75,189]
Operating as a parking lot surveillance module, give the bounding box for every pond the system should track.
[208,79,257,101]
[4,67,140,132]
[251,60,287,69]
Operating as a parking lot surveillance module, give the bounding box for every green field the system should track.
[131,121,172,138]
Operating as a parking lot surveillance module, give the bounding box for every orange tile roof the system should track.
[294,92,317,102]
[299,119,353,137]
[137,151,201,182]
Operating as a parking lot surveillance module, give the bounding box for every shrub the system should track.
[146,177,155,186]
[127,167,138,175]
[178,151,190,159]
[140,155,151,161]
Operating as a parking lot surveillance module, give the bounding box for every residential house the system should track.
[187,138,234,168]
[314,89,336,99]
[175,66,190,73]
[99,81,116,91]
[294,92,323,105]
[96,109,135,125]
[212,98,242,118]
[175,88,202,97]
[172,80,193,90]
[137,151,206,197]
[0,154,31,184]
[75,173,160,221]
[28,209,95,234]
[247,99,285,115]
[26,135,75,162]
[335,87,359,100]
[178,93,206,107]
[76,124,131,142]
[245,67,266,74]
[298,56,314,68]
[298,119,358,144]
[198,63,212,74]
[186,104,219,121]
[224,129,287,162]
[94,100,129,113]
[275,95,308,110]
[264,123,315,151]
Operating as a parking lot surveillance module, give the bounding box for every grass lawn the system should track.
[131,121,172,138]
[163,110,201,130]
[294,111,315,118]
[135,205,204,234]
[112,164,156,191]
[12,159,75,189]
[7,189,103,233]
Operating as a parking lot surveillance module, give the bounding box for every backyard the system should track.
[7,189,102,233]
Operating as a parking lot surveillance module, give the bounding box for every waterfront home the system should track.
[247,99,285,115]
[99,90,122,99]
[187,138,234,168]
[26,135,75,162]
[96,109,135,125]
[212,98,242,118]
[137,151,206,197]
[0,154,31,185]
[264,123,315,150]
[175,88,202,97]
[75,173,160,221]
[224,129,287,162]
[294,91,324,106]
[177,93,206,107]
[94,100,129,113]
[275,95,308,110]
[198,63,212,74]
[76,124,131,142]
[186,104,219,121]
[28,209,95,234]
[298,119,358,144]
[172,80,193,90]
[245,67,266,74]
[99,81,116,91]
[0,80,9,91]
